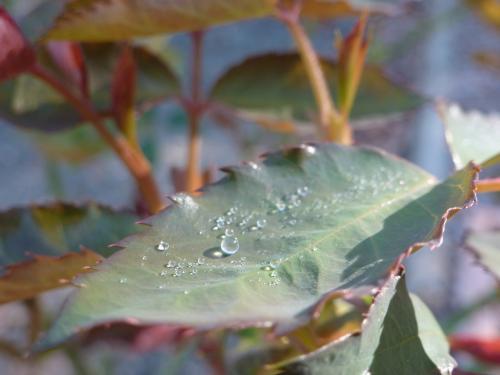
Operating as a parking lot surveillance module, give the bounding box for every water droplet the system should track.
[220,236,239,255]
[248,162,259,170]
[297,186,309,197]
[276,202,286,212]
[270,270,278,278]
[159,270,168,276]
[211,225,219,231]
[225,228,235,237]
[216,216,225,228]
[165,260,177,268]
[301,144,316,155]
[119,278,127,284]
[312,246,319,252]
[141,255,148,261]
[197,257,205,265]
[158,284,166,290]
[260,262,276,271]
[249,225,258,231]
[256,219,267,228]
[155,241,169,251]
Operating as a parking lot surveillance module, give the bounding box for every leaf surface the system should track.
[38,144,476,348]
[210,54,421,127]
[44,0,401,41]
[439,103,500,169]
[466,229,500,282]
[0,202,139,303]
[277,275,456,374]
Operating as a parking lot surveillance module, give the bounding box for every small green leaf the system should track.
[439,102,500,169]
[210,54,422,127]
[277,275,456,374]
[466,229,500,283]
[38,144,476,349]
[44,0,402,41]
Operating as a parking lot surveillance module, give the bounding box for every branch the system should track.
[276,1,351,144]
[477,178,500,193]
[29,64,164,213]
[185,31,205,192]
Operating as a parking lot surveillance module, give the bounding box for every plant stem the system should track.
[24,297,42,345]
[29,64,164,213]
[277,1,351,144]
[477,178,500,193]
[185,31,204,192]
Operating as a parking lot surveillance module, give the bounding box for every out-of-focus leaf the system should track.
[0,249,102,304]
[0,7,35,81]
[44,0,401,41]
[82,43,180,111]
[450,336,500,365]
[439,102,500,169]
[45,41,89,97]
[17,1,66,41]
[27,124,108,164]
[466,229,500,282]
[0,202,139,269]
[210,54,422,130]
[0,80,82,132]
[467,0,500,30]
[0,202,140,303]
[474,51,500,73]
[276,275,456,374]
[37,144,477,349]
[0,44,179,132]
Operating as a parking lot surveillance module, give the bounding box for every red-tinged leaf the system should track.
[112,44,136,134]
[0,7,35,81]
[45,41,88,97]
[0,249,102,304]
[450,336,500,365]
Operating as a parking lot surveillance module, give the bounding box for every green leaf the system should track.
[276,275,456,374]
[210,54,422,127]
[466,229,500,283]
[0,202,140,303]
[38,144,476,349]
[44,0,402,41]
[439,102,500,169]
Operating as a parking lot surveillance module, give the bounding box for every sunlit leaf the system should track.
[44,0,402,41]
[0,7,35,81]
[276,275,456,374]
[210,54,422,129]
[37,144,476,349]
[0,202,140,303]
[439,102,500,169]
[465,229,500,283]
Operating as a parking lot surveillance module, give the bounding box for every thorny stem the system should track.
[477,178,500,193]
[29,64,164,214]
[277,0,351,144]
[185,31,204,192]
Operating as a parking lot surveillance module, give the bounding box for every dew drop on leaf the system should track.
[220,236,239,255]
[225,228,235,237]
[155,240,169,251]
[119,278,127,284]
